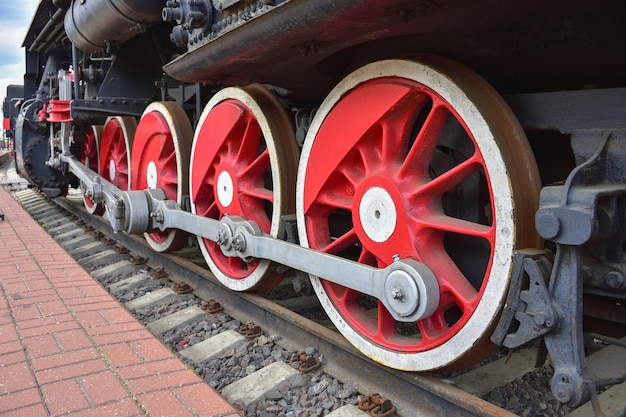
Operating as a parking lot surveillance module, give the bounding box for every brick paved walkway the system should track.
[0,185,241,417]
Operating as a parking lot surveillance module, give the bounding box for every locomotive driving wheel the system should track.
[190,84,299,292]
[99,116,136,192]
[296,57,541,371]
[131,102,192,252]
[79,125,103,214]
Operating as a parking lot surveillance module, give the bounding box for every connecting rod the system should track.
[62,156,439,323]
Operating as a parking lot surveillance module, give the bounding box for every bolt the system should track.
[605,270,625,289]
[536,211,560,239]
[232,235,245,252]
[533,312,547,326]
[390,287,404,300]
[215,230,225,245]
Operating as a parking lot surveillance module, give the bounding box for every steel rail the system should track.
[52,194,513,417]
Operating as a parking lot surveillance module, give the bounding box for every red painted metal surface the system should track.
[47,100,72,122]
[80,127,100,211]
[301,76,495,352]
[191,99,273,279]
[100,118,132,191]
[132,110,179,244]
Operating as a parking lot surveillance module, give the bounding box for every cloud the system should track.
[0,0,41,105]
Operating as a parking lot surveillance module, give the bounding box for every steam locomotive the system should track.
[12,0,626,407]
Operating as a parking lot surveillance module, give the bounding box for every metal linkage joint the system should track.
[491,249,557,348]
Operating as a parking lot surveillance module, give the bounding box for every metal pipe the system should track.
[29,8,66,53]
[72,44,80,100]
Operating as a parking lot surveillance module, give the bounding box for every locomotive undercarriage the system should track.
[14,0,626,411]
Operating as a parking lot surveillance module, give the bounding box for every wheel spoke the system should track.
[320,229,359,255]
[241,148,270,177]
[233,114,262,165]
[414,154,483,200]
[239,185,273,203]
[398,103,451,181]
[417,213,492,239]
[425,246,479,305]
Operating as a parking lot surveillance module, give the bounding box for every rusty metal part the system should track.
[289,352,321,373]
[239,322,262,339]
[130,255,147,265]
[75,219,85,225]
[102,237,116,245]
[115,246,130,254]
[150,267,168,279]
[92,230,104,238]
[201,299,224,314]
[358,393,397,417]
[173,282,193,294]
[84,224,94,232]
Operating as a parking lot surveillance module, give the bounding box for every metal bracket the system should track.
[491,249,557,348]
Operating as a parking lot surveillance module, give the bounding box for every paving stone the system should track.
[125,288,179,314]
[221,361,305,407]
[180,330,246,363]
[109,273,153,295]
[147,306,206,335]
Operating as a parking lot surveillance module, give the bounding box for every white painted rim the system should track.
[296,58,517,371]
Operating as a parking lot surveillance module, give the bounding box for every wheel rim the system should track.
[132,102,192,252]
[296,58,541,371]
[100,116,136,191]
[190,84,299,292]
[80,125,103,214]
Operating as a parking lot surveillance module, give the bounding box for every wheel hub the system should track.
[216,170,235,208]
[358,186,397,243]
[109,160,116,181]
[146,161,158,189]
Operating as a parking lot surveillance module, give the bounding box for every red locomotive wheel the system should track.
[79,125,103,214]
[190,84,298,292]
[99,116,136,192]
[132,102,192,252]
[296,58,541,371]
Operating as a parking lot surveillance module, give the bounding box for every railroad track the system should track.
[3,173,625,417]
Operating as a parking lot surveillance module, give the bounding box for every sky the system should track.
[0,0,41,111]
